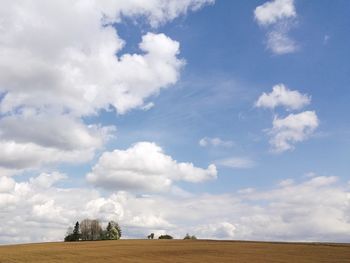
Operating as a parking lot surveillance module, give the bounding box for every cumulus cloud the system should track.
[254,0,296,26]
[1,173,350,243]
[0,111,115,172]
[0,28,183,116]
[0,0,213,173]
[199,137,234,147]
[87,142,217,192]
[269,111,319,152]
[254,0,298,54]
[0,0,214,116]
[0,113,114,151]
[0,173,100,243]
[256,84,318,152]
[0,141,98,170]
[255,84,310,110]
[215,157,255,169]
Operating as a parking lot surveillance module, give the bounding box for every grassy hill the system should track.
[0,240,349,263]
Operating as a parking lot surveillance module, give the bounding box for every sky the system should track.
[0,0,350,244]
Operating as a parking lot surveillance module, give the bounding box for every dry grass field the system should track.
[0,240,350,263]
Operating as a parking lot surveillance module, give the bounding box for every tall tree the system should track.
[80,219,92,241]
[72,221,80,241]
[91,219,102,240]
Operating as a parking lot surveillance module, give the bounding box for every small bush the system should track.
[183,233,197,240]
[64,234,75,242]
[158,234,173,239]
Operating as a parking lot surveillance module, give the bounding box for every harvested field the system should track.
[0,240,349,263]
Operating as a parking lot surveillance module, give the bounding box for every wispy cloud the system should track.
[215,157,255,169]
[254,0,299,54]
[199,137,234,148]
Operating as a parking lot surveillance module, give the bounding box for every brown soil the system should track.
[0,239,349,263]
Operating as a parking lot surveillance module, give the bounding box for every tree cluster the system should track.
[64,219,121,242]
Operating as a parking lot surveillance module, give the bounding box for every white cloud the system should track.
[269,111,319,152]
[87,142,217,192]
[0,0,213,173]
[199,137,234,147]
[0,140,97,170]
[255,84,310,110]
[305,171,317,178]
[237,188,255,195]
[101,0,215,28]
[254,0,296,26]
[1,174,350,243]
[0,113,115,151]
[141,102,155,111]
[0,176,16,193]
[31,200,66,223]
[278,178,294,187]
[195,222,236,239]
[215,157,255,169]
[85,196,124,222]
[0,0,213,116]
[254,0,298,55]
[0,29,183,116]
[256,85,318,152]
[0,112,115,171]
[266,28,298,54]
[29,172,67,188]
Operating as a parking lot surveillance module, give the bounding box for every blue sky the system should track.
[92,0,350,191]
[0,0,350,243]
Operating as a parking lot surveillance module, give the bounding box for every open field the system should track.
[0,240,350,263]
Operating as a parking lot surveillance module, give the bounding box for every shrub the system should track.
[158,234,173,239]
[64,234,75,242]
[183,233,197,240]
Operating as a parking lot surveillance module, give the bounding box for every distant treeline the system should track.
[65,219,197,242]
[147,233,197,240]
[65,219,121,242]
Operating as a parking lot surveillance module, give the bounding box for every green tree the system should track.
[65,219,121,241]
[106,221,122,240]
[64,226,74,242]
